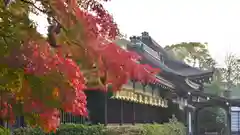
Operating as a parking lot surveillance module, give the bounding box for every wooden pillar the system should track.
[226,106,232,135]
[238,112,240,133]
[187,109,193,135]
[120,100,124,125]
[104,91,108,126]
[151,85,154,97]
[151,85,155,123]
[186,94,193,135]
[142,84,147,123]
[0,119,4,127]
[194,109,199,135]
[20,116,24,127]
[0,90,3,127]
[132,81,136,125]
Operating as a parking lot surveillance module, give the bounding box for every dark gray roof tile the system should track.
[139,33,214,78]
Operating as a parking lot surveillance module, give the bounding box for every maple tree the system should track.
[0,0,160,132]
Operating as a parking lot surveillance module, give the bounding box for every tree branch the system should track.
[19,0,67,31]
[20,0,46,13]
[19,0,87,50]
[2,37,8,46]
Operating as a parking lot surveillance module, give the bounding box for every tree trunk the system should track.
[0,119,4,126]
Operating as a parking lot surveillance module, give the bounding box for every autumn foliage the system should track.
[0,0,160,132]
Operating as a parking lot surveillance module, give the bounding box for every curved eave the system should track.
[164,59,214,80]
[129,35,214,84]
[187,70,214,79]
[136,43,213,82]
[128,38,211,92]
[189,91,240,107]
[155,75,175,90]
[139,39,213,78]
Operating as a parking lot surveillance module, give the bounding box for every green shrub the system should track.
[12,124,106,135]
[105,122,186,135]
[140,116,186,135]
[13,127,45,135]
[167,116,186,135]
[141,124,166,135]
[12,121,186,135]
[106,125,145,135]
[56,124,106,135]
[0,126,10,135]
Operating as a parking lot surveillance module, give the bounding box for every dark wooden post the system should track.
[186,107,193,135]
[151,85,154,97]
[151,84,155,123]
[104,91,108,126]
[19,116,25,127]
[186,94,193,135]
[120,99,124,125]
[142,83,147,123]
[0,119,3,127]
[142,83,146,93]
[70,113,72,123]
[132,81,136,125]
[226,106,232,135]
[194,109,199,135]
[0,90,3,127]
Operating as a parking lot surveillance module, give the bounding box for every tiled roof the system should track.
[139,34,214,78]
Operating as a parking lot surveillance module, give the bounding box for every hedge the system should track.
[12,124,185,135]
[0,126,10,135]
[11,118,186,135]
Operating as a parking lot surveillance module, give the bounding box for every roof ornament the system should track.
[141,31,149,38]
[129,36,138,45]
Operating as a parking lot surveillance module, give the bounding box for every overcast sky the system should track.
[104,0,240,66]
[33,0,240,67]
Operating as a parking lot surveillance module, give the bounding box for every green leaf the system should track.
[24,113,39,126]
[0,68,24,92]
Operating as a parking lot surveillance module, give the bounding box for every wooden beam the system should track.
[120,100,123,125]
[104,92,108,126]
[132,81,136,125]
